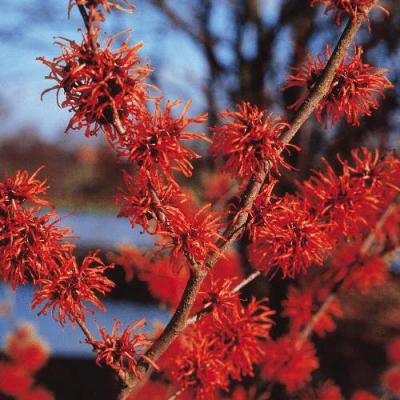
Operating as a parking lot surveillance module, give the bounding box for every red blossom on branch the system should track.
[31,253,114,326]
[283,284,342,336]
[116,170,189,233]
[210,102,294,180]
[69,0,136,15]
[0,209,72,289]
[39,30,151,141]
[118,100,209,180]
[249,196,332,277]
[284,46,393,126]
[0,167,49,210]
[262,336,319,393]
[309,0,389,26]
[86,319,156,379]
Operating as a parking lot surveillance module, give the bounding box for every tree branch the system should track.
[296,199,398,347]
[120,6,375,397]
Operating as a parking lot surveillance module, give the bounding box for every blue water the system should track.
[0,212,165,357]
[0,284,169,357]
[58,212,153,249]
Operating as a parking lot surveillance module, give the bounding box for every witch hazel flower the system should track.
[118,99,209,181]
[86,319,156,379]
[38,29,151,142]
[210,102,294,180]
[284,46,393,127]
[309,0,389,26]
[69,0,136,15]
[32,253,115,327]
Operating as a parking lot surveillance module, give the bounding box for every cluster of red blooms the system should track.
[86,319,157,378]
[284,46,393,126]
[210,102,294,180]
[248,148,399,278]
[111,245,244,310]
[0,324,54,400]
[0,168,116,327]
[310,0,389,26]
[162,291,273,399]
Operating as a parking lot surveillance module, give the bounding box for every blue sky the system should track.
[0,0,286,142]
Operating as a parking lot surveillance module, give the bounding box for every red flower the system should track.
[32,253,114,326]
[284,46,392,126]
[210,102,294,180]
[316,381,344,400]
[387,336,400,364]
[168,331,229,400]
[209,298,273,380]
[350,390,378,400]
[0,167,49,210]
[39,30,151,142]
[158,204,223,264]
[0,362,33,397]
[116,170,190,234]
[0,208,72,289]
[309,0,389,26]
[382,366,400,394]
[86,319,155,379]
[249,196,331,277]
[5,324,50,372]
[298,152,392,238]
[118,100,209,180]
[282,285,342,336]
[262,336,319,393]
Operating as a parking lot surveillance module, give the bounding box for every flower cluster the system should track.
[262,336,319,393]
[0,324,53,400]
[0,169,115,329]
[210,102,293,180]
[86,319,155,379]
[32,253,115,326]
[117,100,209,180]
[309,0,389,26]
[0,169,72,288]
[117,170,223,266]
[163,294,273,399]
[284,46,393,126]
[39,30,151,142]
[249,196,332,277]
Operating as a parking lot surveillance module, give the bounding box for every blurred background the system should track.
[0,0,399,399]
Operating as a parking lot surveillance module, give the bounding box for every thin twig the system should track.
[186,270,262,326]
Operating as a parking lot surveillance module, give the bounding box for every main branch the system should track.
[121,4,376,397]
